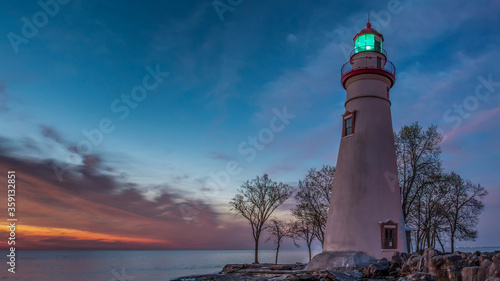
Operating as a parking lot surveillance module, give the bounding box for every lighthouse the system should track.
[307,23,407,270]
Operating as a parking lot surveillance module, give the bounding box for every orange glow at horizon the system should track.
[1,224,170,246]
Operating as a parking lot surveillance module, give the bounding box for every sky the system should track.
[0,0,499,251]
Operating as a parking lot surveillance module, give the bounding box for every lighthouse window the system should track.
[344,118,352,136]
[380,220,398,250]
[384,228,395,249]
[342,111,356,137]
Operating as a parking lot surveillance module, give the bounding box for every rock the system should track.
[459,252,473,263]
[393,252,411,265]
[401,253,422,276]
[392,252,410,273]
[285,271,358,281]
[361,258,392,278]
[321,271,359,281]
[220,264,246,274]
[466,253,480,266]
[493,253,500,265]
[475,259,500,281]
[428,253,466,281]
[417,248,441,272]
[269,265,293,270]
[346,270,363,279]
[461,266,480,281]
[305,251,375,272]
[187,251,499,281]
[172,273,270,280]
[286,273,317,280]
[399,272,436,281]
[481,252,495,263]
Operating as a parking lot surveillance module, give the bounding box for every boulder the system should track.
[400,253,422,276]
[493,253,500,265]
[461,266,480,281]
[305,251,375,272]
[393,252,411,267]
[418,248,441,272]
[475,259,500,281]
[428,253,466,281]
[286,273,317,280]
[458,252,468,259]
[318,271,359,281]
[220,264,246,274]
[361,258,391,278]
[399,272,436,281]
[481,252,495,263]
[466,253,480,266]
[269,265,293,270]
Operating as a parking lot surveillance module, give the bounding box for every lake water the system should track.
[0,249,320,281]
[0,247,498,281]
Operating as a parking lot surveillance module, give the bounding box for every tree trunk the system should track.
[254,237,259,264]
[275,239,281,265]
[307,243,312,261]
[436,234,445,252]
[275,247,279,265]
[450,234,455,253]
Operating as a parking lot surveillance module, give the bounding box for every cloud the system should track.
[0,135,252,250]
[443,105,500,144]
[40,125,64,144]
[265,164,296,175]
[208,151,234,162]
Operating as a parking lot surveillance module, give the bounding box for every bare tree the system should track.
[265,218,293,264]
[292,165,334,247]
[289,212,316,261]
[442,172,487,252]
[394,122,443,222]
[408,177,449,251]
[394,122,446,251]
[229,174,292,264]
[395,122,488,252]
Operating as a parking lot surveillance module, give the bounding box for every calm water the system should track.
[0,247,498,281]
[0,249,320,281]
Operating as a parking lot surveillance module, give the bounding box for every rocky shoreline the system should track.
[172,249,500,281]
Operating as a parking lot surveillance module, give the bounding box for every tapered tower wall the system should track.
[321,22,407,260]
[323,73,406,259]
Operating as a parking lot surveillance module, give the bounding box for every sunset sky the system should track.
[0,0,499,250]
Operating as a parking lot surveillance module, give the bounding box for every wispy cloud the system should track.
[0,135,251,250]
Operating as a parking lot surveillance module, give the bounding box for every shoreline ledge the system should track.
[172,249,500,281]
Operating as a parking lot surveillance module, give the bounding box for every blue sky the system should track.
[0,0,499,250]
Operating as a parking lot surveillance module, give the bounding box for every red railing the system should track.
[341,56,396,77]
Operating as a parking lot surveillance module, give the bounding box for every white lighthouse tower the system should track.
[307,22,407,270]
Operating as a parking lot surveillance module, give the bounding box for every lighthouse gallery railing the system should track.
[341,56,396,77]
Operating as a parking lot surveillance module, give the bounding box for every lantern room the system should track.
[353,22,384,55]
[340,22,395,89]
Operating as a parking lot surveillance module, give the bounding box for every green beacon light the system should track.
[353,23,383,54]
